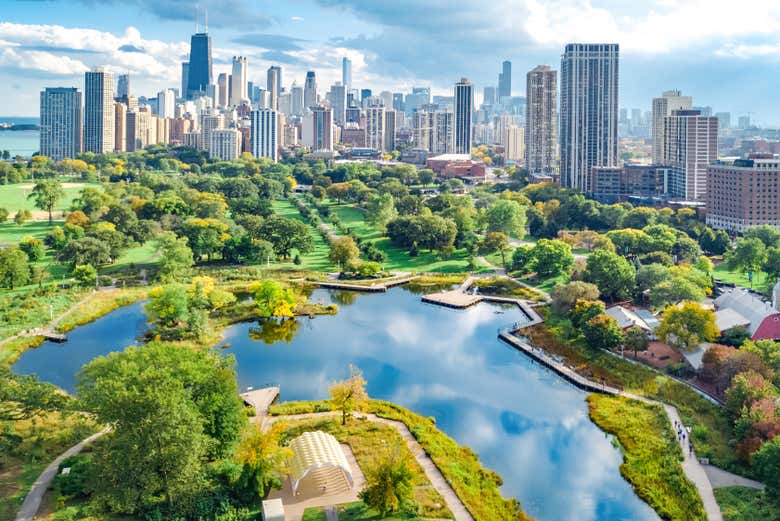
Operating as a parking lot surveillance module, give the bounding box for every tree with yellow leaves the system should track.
[234,423,292,502]
[249,279,296,318]
[329,365,368,425]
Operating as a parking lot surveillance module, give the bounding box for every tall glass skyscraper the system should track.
[454,78,473,154]
[84,67,114,154]
[498,60,511,99]
[40,87,82,161]
[304,71,317,111]
[560,43,619,191]
[342,57,352,90]
[187,32,212,99]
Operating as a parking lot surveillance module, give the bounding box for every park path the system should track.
[15,427,109,521]
[473,256,552,303]
[703,464,764,490]
[0,291,95,348]
[268,412,474,521]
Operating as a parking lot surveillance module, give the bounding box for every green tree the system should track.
[571,299,606,328]
[582,314,625,351]
[531,238,574,277]
[72,264,97,286]
[0,207,8,223]
[365,193,398,231]
[0,366,69,421]
[657,301,718,352]
[359,446,416,516]
[485,199,527,238]
[14,209,32,224]
[329,236,360,269]
[234,424,292,502]
[155,232,195,282]
[28,179,64,224]
[649,276,706,308]
[77,342,243,515]
[753,436,780,501]
[145,284,190,336]
[18,236,45,261]
[583,250,636,302]
[551,281,600,313]
[329,365,368,425]
[258,215,313,259]
[624,326,650,357]
[479,231,511,268]
[418,169,435,186]
[727,237,768,284]
[744,225,780,249]
[0,246,30,289]
[672,236,702,264]
[249,279,296,318]
[56,236,111,268]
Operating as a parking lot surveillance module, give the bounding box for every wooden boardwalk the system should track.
[314,276,415,293]
[240,386,280,428]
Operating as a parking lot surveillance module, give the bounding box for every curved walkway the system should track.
[268,412,474,521]
[15,427,109,521]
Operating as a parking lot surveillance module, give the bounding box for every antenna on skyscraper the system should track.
[195,3,199,33]
[204,7,208,32]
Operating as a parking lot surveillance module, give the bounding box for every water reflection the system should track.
[224,288,659,521]
[248,318,301,345]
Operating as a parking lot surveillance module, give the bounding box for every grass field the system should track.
[713,262,770,293]
[272,198,333,272]
[0,182,94,216]
[0,219,61,244]
[326,202,477,273]
[101,241,159,274]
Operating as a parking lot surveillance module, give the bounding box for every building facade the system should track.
[304,71,317,111]
[454,78,473,155]
[342,57,352,90]
[365,105,386,151]
[706,159,780,232]
[267,66,281,111]
[590,164,671,202]
[84,68,115,154]
[302,106,333,151]
[230,56,248,106]
[498,60,512,99]
[560,43,619,191]
[525,65,557,176]
[651,90,692,163]
[250,108,278,161]
[664,109,718,201]
[187,32,212,99]
[40,87,82,161]
[505,125,525,162]
[209,129,241,161]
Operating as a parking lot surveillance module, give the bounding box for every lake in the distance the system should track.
[0,117,39,157]
[12,289,659,521]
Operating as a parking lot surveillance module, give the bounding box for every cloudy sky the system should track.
[2,0,780,123]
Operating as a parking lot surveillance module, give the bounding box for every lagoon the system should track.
[13,289,658,521]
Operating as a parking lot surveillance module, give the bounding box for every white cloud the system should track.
[0,45,89,75]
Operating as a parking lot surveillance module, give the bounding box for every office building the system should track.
[413,110,453,155]
[157,89,175,119]
[714,112,731,130]
[186,32,212,98]
[126,109,153,152]
[560,43,619,191]
[209,129,241,161]
[39,87,82,161]
[498,60,512,99]
[651,90,692,163]
[505,125,525,162]
[267,66,281,110]
[384,110,396,152]
[302,106,333,151]
[454,78,474,154]
[342,57,352,89]
[114,102,126,152]
[181,62,189,99]
[217,73,228,107]
[366,105,386,151]
[116,74,130,98]
[707,158,780,232]
[199,113,225,151]
[250,108,278,161]
[329,82,347,125]
[84,67,115,154]
[304,71,317,110]
[291,82,304,116]
[525,65,557,176]
[230,56,247,106]
[665,109,718,201]
[392,93,404,112]
[591,164,671,202]
[483,86,496,106]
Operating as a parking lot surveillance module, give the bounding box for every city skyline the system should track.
[1,1,780,123]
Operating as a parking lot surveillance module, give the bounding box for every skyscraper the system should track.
[84,67,115,154]
[157,89,175,119]
[525,65,558,177]
[483,86,496,106]
[560,43,619,191]
[217,73,228,107]
[366,105,386,151]
[454,78,474,154]
[114,102,126,152]
[342,57,352,90]
[498,60,512,99]
[40,87,82,161]
[186,32,212,99]
[181,62,189,99]
[384,110,396,152]
[302,106,333,151]
[250,108,278,161]
[329,82,347,126]
[209,129,242,161]
[651,90,692,164]
[665,109,718,201]
[267,66,281,110]
[304,71,317,111]
[116,74,130,99]
[291,82,304,116]
[230,56,248,106]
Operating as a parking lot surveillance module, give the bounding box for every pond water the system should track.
[12,289,659,521]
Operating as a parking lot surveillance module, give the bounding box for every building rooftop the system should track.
[428,153,473,161]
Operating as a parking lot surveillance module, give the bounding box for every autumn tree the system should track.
[359,445,416,516]
[582,314,625,351]
[657,302,718,352]
[550,281,600,313]
[234,424,292,502]
[249,279,296,318]
[329,365,368,425]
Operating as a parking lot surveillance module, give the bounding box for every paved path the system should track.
[703,464,765,490]
[15,427,109,521]
[0,291,95,348]
[268,412,474,521]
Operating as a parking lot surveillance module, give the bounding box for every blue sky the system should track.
[1,0,780,124]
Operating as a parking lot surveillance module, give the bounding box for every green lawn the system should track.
[303,502,423,520]
[713,262,769,293]
[715,487,780,521]
[101,241,159,274]
[0,182,93,214]
[518,272,568,293]
[271,198,333,272]
[326,201,478,273]
[0,219,61,244]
